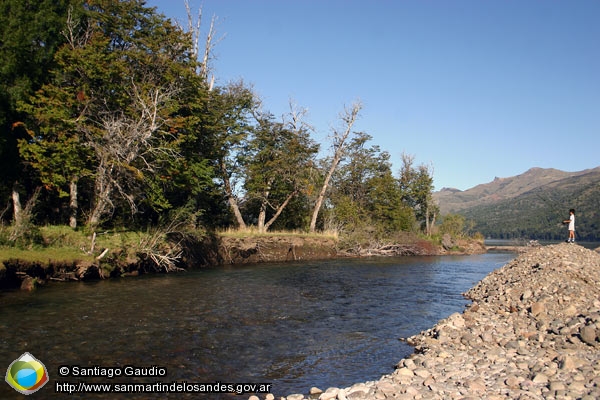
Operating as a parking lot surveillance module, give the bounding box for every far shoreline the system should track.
[1,234,490,292]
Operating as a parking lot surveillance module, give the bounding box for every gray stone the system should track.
[441,233,455,250]
[549,381,566,391]
[532,373,548,384]
[396,367,414,377]
[464,378,486,392]
[309,387,322,395]
[530,301,545,316]
[318,388,339,400]
[579,325,597,346]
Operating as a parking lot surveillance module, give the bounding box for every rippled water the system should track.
[0,253,515,399]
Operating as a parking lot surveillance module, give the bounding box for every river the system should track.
[0,252,515,399]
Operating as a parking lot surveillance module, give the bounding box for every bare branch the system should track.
[284,98,314,134]
[183,0,223,85]
[62,6,93,49]
[184,0,199,57]
[309,100,362,232]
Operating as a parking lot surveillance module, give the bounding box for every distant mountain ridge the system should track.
[433,167,600,241]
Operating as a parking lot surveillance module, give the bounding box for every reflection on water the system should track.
[0,253,514,399]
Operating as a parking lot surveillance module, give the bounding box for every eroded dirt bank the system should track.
[2,235,343,291]
[0,234,486,291]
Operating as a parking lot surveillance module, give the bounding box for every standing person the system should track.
[563,209,576,243]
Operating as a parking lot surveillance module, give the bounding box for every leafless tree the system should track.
[184,0,222,89]
[309,100,362,232]
[86,81,181,228]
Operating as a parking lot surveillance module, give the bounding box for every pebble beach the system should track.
[251,243,600,400]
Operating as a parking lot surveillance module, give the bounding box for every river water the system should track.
[0,252,515,399]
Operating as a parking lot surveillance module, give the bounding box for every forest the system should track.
[462,181,600,242]
[0,0,448,256]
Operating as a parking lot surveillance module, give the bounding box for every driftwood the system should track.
[340,243,431,257]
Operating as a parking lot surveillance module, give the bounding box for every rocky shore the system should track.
[255,243,600,400]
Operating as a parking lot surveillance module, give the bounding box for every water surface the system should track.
[0,253,514,399]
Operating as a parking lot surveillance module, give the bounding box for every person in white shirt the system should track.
[563,209,575,243]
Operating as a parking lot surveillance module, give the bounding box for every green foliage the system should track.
[0,0,78,214]
[458,177,600,241]
[17,0,214,229]
[326,133,418,242]
[0,0,74,121]
[242,107,319,231]
[367,173,416,233]
[398,153,437,234]
[439,214,466,237]
[0,0,437,249]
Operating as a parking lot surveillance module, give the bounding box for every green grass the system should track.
[0,225,338,268]
[0,225,150,266]
[38,225,146,250]
[0,247,94,264]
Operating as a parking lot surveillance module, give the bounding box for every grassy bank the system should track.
[0,225,339,271]
[0,226,148,270]
[0,225,344,290]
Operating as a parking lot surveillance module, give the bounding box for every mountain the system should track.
[433,167,600,241]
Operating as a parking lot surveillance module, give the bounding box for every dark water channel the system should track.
[1,253,515,399]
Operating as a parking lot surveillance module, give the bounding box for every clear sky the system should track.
[146,0,599,191]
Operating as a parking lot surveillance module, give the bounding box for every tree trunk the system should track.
[430,212,437,236]
[257,204,267,233]
[264,190,296,232]
[220,160,246,229]
[257,183,273,233]
[88,163,112,229]
[309,101,361,232]
[309,164,335,233]
[69,177,78,229]
[425,204,430,236]
[11,182,22,227]
[88,196,106,229]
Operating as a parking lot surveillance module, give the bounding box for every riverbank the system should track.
[263,243,600,400]
[0,233,486,291]
[0,234,337,291]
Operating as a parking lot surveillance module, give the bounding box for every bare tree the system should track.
[309,100,362,232]
[86,82,181,228]
[184,0,221,90]
[10,187,41,243]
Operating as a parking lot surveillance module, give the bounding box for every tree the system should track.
[398,153,438,235]
[326,132,413,238]
[199,81,256,229]
[366,167,415,234]
[309,100,362,232]
[19,0,201,230]
[17,7,94,228]
[414,164,438,235]
[439,213,466,237]
[0,0,76,226]
[244,101,319,232]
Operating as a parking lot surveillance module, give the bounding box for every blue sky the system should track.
[146,0,599,191]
